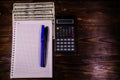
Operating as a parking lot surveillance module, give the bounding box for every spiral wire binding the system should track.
[10,22,17,78]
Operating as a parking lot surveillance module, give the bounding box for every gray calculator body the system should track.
[55,15,76,52]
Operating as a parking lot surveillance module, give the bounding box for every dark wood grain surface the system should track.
[0,0,120,80]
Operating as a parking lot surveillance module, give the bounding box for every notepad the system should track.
[10,20,52,78]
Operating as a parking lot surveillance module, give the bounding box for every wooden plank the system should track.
[0,37,11,44]
[0,26,12,31]
[0,44,11,54]
[0,31,12,36]
[0,0,120,80]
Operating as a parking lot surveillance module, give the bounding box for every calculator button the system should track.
[57,42,60,44]
[63,29,65,32]
[60,39,63,41]
[60,42,63,44]
[64,45,67,47]
[67,42,70,44]
[57,34,59,37]
[68,48,70,51]
[68,45,70,47]
[57,49,60,51]
[61,48,63,51]
[57,45,60,47]
[57,39,60,41]
[68,38,70,41]
[60,45,63,47]
[72,27,74,29]
[71,39,74,41]
[64,48,67,51]
[72,36,74,37]
[57,27,59,30]
[71,45,74,47]
[64,42,67,44]
[71,48,75,51]
[71,42,74,44]
[60,35,62,37]
[64,39,67,41]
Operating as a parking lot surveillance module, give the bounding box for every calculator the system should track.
[55,15,77,52]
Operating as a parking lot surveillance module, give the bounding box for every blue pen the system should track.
[40,25,45,67]
[40,25,48,67]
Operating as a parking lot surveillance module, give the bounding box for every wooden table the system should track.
[0,0,120,80]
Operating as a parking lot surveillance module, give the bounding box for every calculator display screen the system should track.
[56,19,74,24]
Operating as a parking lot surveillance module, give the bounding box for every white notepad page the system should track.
[10,20,52,78]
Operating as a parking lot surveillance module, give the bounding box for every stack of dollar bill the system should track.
[12,2,55,38]
[13,2,55,20]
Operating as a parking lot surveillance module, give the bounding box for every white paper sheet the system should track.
[10,20,52,78]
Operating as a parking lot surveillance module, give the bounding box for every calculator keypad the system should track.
[55,26,75,52]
